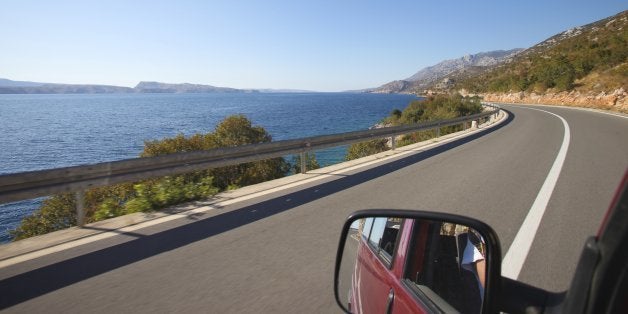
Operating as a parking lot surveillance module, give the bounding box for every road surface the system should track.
[0,104,626,313]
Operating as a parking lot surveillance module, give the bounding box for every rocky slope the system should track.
[405,49,523,82]
[367,10,627,112]
[367,49,522,94]
[481,88,627,113]
[461,10,627,111]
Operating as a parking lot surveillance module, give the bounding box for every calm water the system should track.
[0,92,418,242]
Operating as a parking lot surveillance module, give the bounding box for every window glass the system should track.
[368,217,387,248]
[403,221,485,314]
[366,217,401,261]
[361,217,374,239]
[381,218,401,256]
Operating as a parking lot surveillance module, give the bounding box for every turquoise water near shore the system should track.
[0,92,418,242]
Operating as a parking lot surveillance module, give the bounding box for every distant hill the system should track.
[0,78,45,87]
[134,81,257,93]
[0,79,258,94]
[0,79,322,94]
[256,89,317,93]
[0,82,134,94]
[458,10,628,94]
[366,49,523,94]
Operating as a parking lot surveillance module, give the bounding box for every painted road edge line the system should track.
[502,107,571,280]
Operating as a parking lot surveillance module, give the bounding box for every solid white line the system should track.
[502,107,571,279]
[504,102,628,120]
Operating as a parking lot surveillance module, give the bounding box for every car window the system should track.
[361,217,374,239]
[403,221,485,313]
[368,217,387,248]
[363,217,401,265]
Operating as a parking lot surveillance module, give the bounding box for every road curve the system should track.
[0,104,626,313]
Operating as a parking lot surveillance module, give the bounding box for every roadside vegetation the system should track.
[345,94,483,161]
[10,115,289,240]
[291,152,320,174]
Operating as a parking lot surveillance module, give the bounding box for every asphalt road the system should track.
[0,104,626,313]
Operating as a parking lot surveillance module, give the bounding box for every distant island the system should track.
[134,81,257,94]
[0,78,312,94]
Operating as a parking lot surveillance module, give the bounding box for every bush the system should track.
[345,139,389,161]
[367,94,483,150]
[291,152,320,174]
[11,115,289,240]
[10,194,77,241]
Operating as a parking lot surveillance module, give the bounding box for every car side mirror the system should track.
[334,210,502,314]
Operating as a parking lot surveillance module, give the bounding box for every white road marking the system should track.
[502,107,571,279]
[505,102,628,120]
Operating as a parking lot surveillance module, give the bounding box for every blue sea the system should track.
[0,92,418,242]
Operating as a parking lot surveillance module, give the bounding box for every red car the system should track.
[345,216,488,313]
[335,171,627,313]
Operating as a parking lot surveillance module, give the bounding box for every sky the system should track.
[0,1,625,92]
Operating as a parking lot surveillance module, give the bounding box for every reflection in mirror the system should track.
[337,216,487,314]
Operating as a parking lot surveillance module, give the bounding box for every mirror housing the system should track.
[334,210,502,314]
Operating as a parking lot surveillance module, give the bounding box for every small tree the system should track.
[10,194,77,241]
[209,115,289,188]
[345,139,389,161]
[291,152,320,174]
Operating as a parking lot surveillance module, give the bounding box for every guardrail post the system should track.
[391,136,396,150]
[436,122,441,138]
[300,152,307,174]
[75,190,85,227]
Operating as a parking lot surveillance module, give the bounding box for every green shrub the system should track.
[345,139,390,161]
[355,94,483,153]
[291,152,320,174]
[11,115,287,240]
[10,194,77,241]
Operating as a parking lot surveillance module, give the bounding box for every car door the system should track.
[352,217,404,314]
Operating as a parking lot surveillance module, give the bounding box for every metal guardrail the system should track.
[0,104,501,218]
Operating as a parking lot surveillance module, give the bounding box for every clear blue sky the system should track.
[1,1,625,91]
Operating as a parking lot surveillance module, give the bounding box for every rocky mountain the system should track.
[405,49,523,82]
[458,10,627,96]
[367,49,523,94]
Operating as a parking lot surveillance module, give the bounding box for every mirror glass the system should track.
[336,216,488,314]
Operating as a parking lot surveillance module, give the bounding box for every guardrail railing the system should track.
[0,104,500,225]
